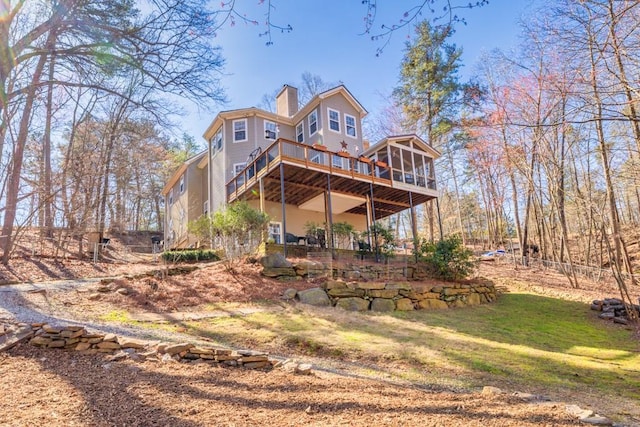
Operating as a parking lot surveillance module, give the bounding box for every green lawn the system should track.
[179,292,639,403]
[100,289,640,417]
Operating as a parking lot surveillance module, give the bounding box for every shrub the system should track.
[417,234,476,281]
[362,222,396,260]
[161,249,220,263]
[188,201,269,268]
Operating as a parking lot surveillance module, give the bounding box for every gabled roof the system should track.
[161,150,207,196]
[203,84,369,141]
[293,85,368,121]
[363,134,441,159]
[203,107,294,141]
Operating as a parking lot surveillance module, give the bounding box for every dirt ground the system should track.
[0,344,580,427]
[0,254,637,426]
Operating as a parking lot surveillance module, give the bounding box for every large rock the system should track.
[327,288,365,298]
[417,299,448,310]
[466,293,482,306]
[262,267,297,278]
[297,288,331,307]
[370,298,395,312]
[395,298,414,311]
[335,297,370,311]
[367,289,398,299]
[259,253,292,268]
[356,282,386,290]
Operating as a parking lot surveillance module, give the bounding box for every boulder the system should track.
[356,282,386,290]
[282,288,298,300]
[262,267,297,278]
[417,299,449,310]
[259,253,292,268]
[466,293,482,306]
[335,297,370,312]
[395,298,414,311]
[324,279,347,290]
[367,289,399,299]
[297,288,331,307]
[370,298,395,312]
[327,288,365,298]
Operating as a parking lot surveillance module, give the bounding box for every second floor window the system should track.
[179,175,184,193]
[233,119,247,142]
[264,120,277,139]
[169,189,173,205]
[296,122,304,143]
[328,108,340,133]
[345,114,356,138]
[309,110,318,135]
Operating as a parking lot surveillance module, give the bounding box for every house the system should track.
[162,84,440,252]
[161,150,208,248]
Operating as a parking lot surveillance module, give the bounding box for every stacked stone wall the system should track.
[5,323,275,369]
[294,279,498,312]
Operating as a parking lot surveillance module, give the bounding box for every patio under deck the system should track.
[226,138,438,220]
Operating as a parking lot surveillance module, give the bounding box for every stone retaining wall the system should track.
[10,323,275,369]
[292,279,498,312]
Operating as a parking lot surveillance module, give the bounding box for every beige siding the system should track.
[318,94,364,152]
[250,200,367,239]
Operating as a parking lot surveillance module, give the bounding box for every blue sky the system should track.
[182,0,535,142]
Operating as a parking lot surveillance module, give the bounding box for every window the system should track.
[234,162,246,186]
[268,222,282,244]
[203,200,209,216]
[345,114,356,138]
[328,108,340,133]
[233,119,247,142]
[168,189,173,205]
[264,120,277,140]
[308,110,318,135]
[332,154,344,169]
[296,122,304,143]
[212,129,223,153]
[179,175,184,193]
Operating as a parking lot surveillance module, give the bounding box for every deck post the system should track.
[369,183,380,263]
[280,162,287,258]
[409,191,418,263]
[326,174,335,259]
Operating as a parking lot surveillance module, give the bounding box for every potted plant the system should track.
[337,149,351,158]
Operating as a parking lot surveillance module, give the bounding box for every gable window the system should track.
[168,189,173,205]
[264,120,277,140]
[328,108,340,133]
[296,122,304,143]
[212,129,223,152]
[308,110,318,136]
[345,114,357,138]
[233,119,247,142]
[179,175,185,193]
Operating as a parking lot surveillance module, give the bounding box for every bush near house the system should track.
[188,201,269,266]
[416,234,476,281]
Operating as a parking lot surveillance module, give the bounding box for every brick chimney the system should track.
[276,85,299,117]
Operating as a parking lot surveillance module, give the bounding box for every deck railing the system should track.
[226,138,436,201]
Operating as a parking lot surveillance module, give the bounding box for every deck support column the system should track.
[409,191,418,263]
[259,178,267,243]
[369,183,380,263]
[365,193,372,250]
[279,163,287,258]
[325,174,335,259]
